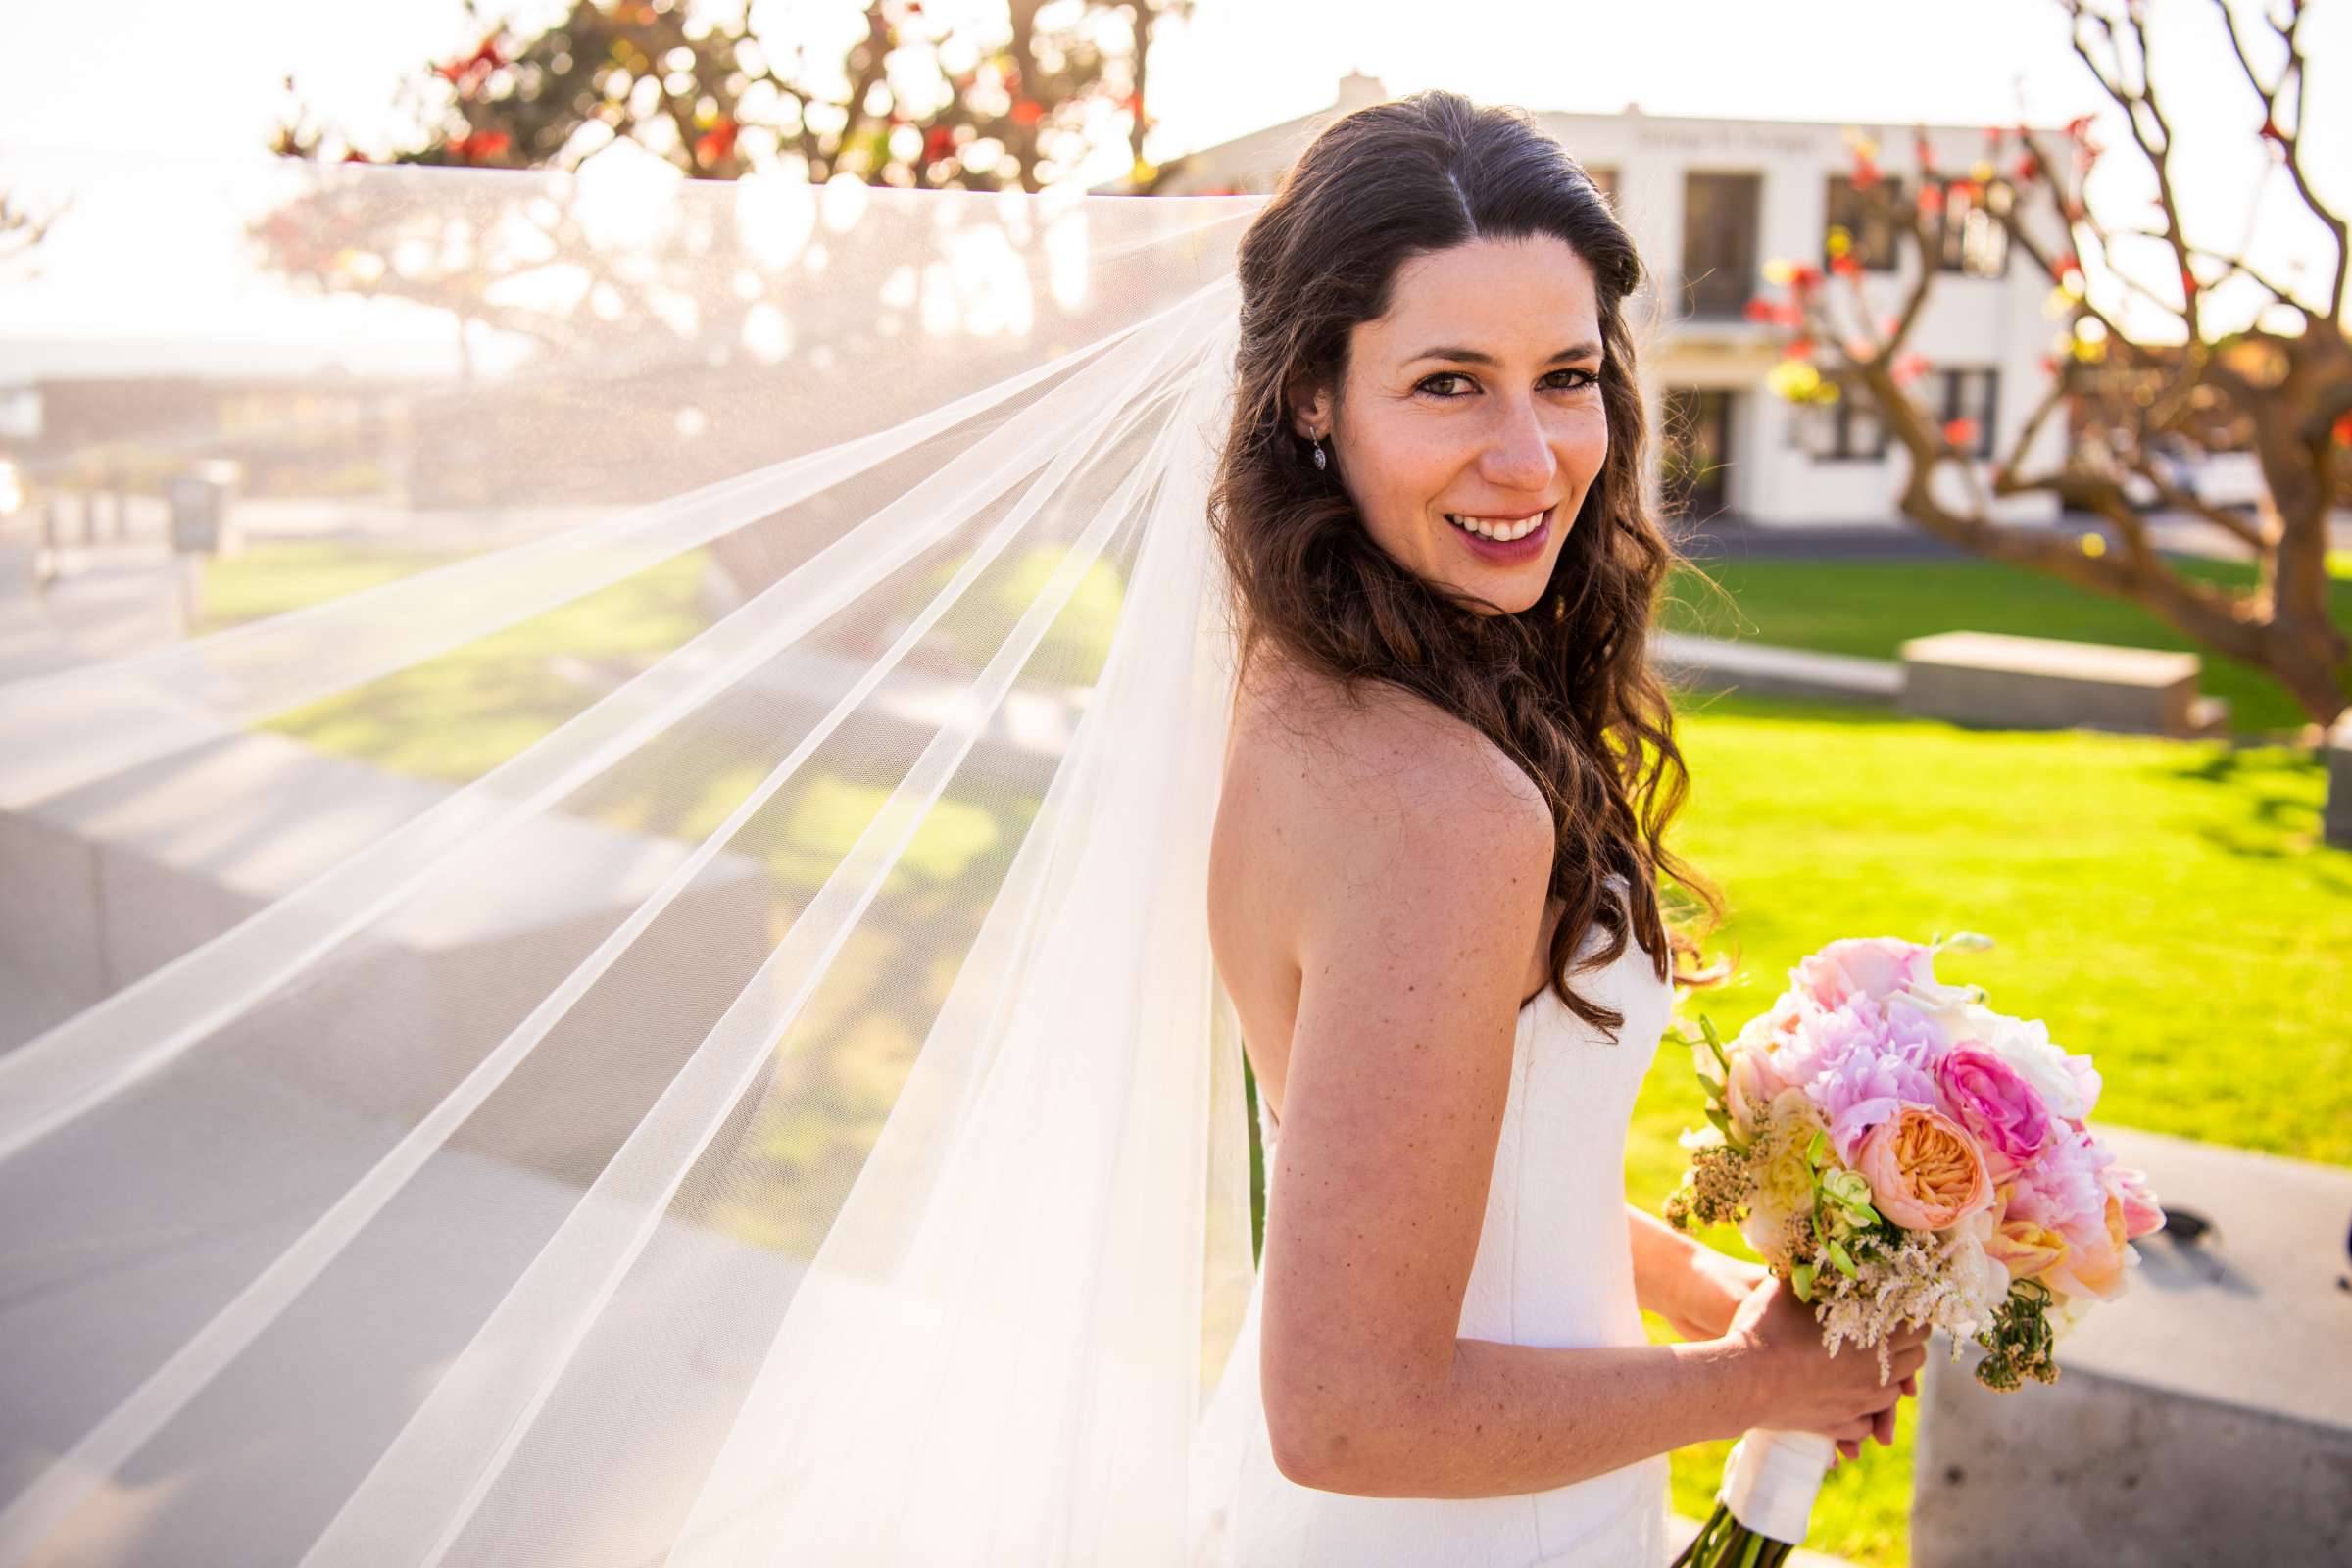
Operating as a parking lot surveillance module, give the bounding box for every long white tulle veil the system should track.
[0,151,1269,1566]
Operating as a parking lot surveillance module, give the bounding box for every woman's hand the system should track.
[1723,1273,1926,1468]
[1638,1225,1918,1465]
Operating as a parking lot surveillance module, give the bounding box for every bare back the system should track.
[1207,644,1568,1130]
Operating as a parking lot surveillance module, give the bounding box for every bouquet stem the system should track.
[1669,1428,1833,1568]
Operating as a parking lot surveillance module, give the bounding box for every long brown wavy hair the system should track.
[1208,89,1730,1035]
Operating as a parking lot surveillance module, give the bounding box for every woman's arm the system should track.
[1251,702,1776,1498]
[1628,1202,1707,1320]
[1629,1204,1770,1342]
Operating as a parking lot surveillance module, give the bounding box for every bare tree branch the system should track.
[1753,0,2351,726]
[2215,0,2348,319]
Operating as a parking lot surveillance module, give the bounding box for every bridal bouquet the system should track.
[1660,933,2166,1566]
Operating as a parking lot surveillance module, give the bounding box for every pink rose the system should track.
[1855,1104,1995,1231]
[1935,1045,2052,1180]
[1790,938,1937,1012]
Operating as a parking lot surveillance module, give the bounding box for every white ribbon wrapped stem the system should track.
[1716,1427,1835,1544]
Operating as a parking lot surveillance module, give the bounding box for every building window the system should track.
[1824,173,1901,272]
[1682,172,1760,318]
[1935,368,2000,457]
[1662,387,1737,518]
[1586,165,1619,208]
[1934,179,2012,278]
[1813,396,1890,462]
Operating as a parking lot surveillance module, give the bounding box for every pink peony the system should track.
[2005,1119,2113,1239]
[1789,938,1938,1012]
[1854,1104,1995,1231]
[1936,1045,2052,1181]
[1783,1000,1942,1163]
[1979,1180,2066,1281]
[2046,1186,2133,1300]
[2107,1164,2166,1241]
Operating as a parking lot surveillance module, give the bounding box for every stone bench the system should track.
[1897,630,2228,737]
[1909,1124,2352,1564]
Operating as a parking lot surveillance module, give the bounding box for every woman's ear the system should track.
[1286,377,1334,443]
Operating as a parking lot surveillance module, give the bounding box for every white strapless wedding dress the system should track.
[1191,915,1677,1566]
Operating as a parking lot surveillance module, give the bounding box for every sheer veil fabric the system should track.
[0,155,1267,1565]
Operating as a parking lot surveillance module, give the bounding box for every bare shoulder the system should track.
[1227,648,1552,930]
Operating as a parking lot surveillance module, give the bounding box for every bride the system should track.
[1190,92,1928,1563]
[0,88,1925,1568]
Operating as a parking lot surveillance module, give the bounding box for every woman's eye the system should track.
[1416,369,1599,398]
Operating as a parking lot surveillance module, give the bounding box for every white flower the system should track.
[1886,980,1987,1050]
[1941,1223,2012,1330]
[2045,1287,2097,1341]
[1738,1202,1786,1264]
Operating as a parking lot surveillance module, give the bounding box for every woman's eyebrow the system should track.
[1405,342,1604,367]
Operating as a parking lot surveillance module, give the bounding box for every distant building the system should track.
[1136,74,2067,529]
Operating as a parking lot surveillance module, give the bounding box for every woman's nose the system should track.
[1480,397,1556,492]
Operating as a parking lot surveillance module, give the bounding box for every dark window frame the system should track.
[1682,170,1763,319]
[1823,173,1902,273]
[1813,394,1891,463]
[1932,178,2013,279]
[1934,367,2001,458]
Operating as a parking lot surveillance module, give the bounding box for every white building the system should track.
[1140,74,2067,528]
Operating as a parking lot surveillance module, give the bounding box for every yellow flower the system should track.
[1985,1216,2070,1283]
[1754,1091,1828,1222]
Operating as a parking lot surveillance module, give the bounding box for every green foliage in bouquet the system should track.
[1971,1278,2060,1393]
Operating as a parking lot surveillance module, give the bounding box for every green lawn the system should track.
[1632,690,2349,1566]
[1661,553,2352,737]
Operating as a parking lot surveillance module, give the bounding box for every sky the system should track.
[0,0,2343,346]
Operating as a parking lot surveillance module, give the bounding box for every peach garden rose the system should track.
[1854,1104,1994,1231]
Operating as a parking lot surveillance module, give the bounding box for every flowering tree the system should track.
[1748,0,2348,727]
[254,0,1189,507]
[271,0,1184,192]
[260,0,1188,359]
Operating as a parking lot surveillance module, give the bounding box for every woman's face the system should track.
[1293,234,1608,616]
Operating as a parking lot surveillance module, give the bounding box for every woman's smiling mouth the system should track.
[1445,508,1548,541]
[1444,506,1553,561]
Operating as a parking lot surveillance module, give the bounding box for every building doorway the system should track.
[1662,388,1735,521]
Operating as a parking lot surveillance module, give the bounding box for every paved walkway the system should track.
[1654,630,1899,705]
[1681,508,2352,567]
